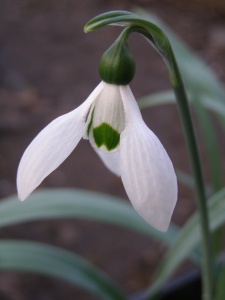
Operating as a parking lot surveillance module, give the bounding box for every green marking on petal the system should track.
[87,107,95,136]
[93,123,120,150]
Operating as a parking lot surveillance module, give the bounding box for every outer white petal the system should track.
[120,86,177,232]
[17,82,105,201]
[93,148,120,176]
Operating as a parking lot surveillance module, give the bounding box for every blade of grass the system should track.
[138,90,175,109]
[0,189,177,244]
[193,97,222,192]
[193,97,224,258]
[215,264,225,300]
[0,240,127,300]
[0,189,201,264]
[144,188,225,299]
[138,90,225,118]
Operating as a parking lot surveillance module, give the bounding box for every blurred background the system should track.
[1,0,225,299]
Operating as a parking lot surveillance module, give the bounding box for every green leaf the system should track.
[145,188,225,298]
[138,90,175,109]
[0,189,204,265]
[202,96,225,117]
[138,89,225,119]
[193,99,222,192]
[215,265,225,300]
[0,240,126,300]
[0,189,178,244]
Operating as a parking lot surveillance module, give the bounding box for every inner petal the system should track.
[88,83,125,152]
[93,84,125,133]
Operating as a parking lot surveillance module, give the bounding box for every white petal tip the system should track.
[17,190,29,201]
[154,222,170,233]
[135,208,173,232]
[17,173,32,201]
[132,184,177,232]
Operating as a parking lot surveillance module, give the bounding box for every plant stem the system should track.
[125,25,214,299]
[85,13,214,297]
[172,54,213,300]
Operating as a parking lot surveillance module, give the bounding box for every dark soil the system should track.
[1,0,225,299]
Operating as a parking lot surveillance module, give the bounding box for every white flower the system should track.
[17,81,177,232]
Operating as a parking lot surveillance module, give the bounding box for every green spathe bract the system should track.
[99,35,135,85]
[93,122,120,150]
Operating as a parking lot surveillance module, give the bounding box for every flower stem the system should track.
[124,25,213,300]
[85,13,214,298]
[171,53,213,300]
[121,26,214,299]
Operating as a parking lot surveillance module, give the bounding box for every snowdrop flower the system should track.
[17,81,177,231]
[17,29,177,232]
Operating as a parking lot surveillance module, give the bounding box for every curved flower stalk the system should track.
[84,11,213,300]
[17,80,177,232]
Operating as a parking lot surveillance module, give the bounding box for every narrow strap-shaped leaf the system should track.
[215,262,225,300]
[138,90,225,118]
[138,90,175,109]
[0,189,202,264]
[193,98,222,192]
[0,189,178,243]
[0,240,126,300]
[145,188,225,298]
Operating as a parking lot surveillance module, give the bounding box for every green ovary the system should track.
[93,123,120,151]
